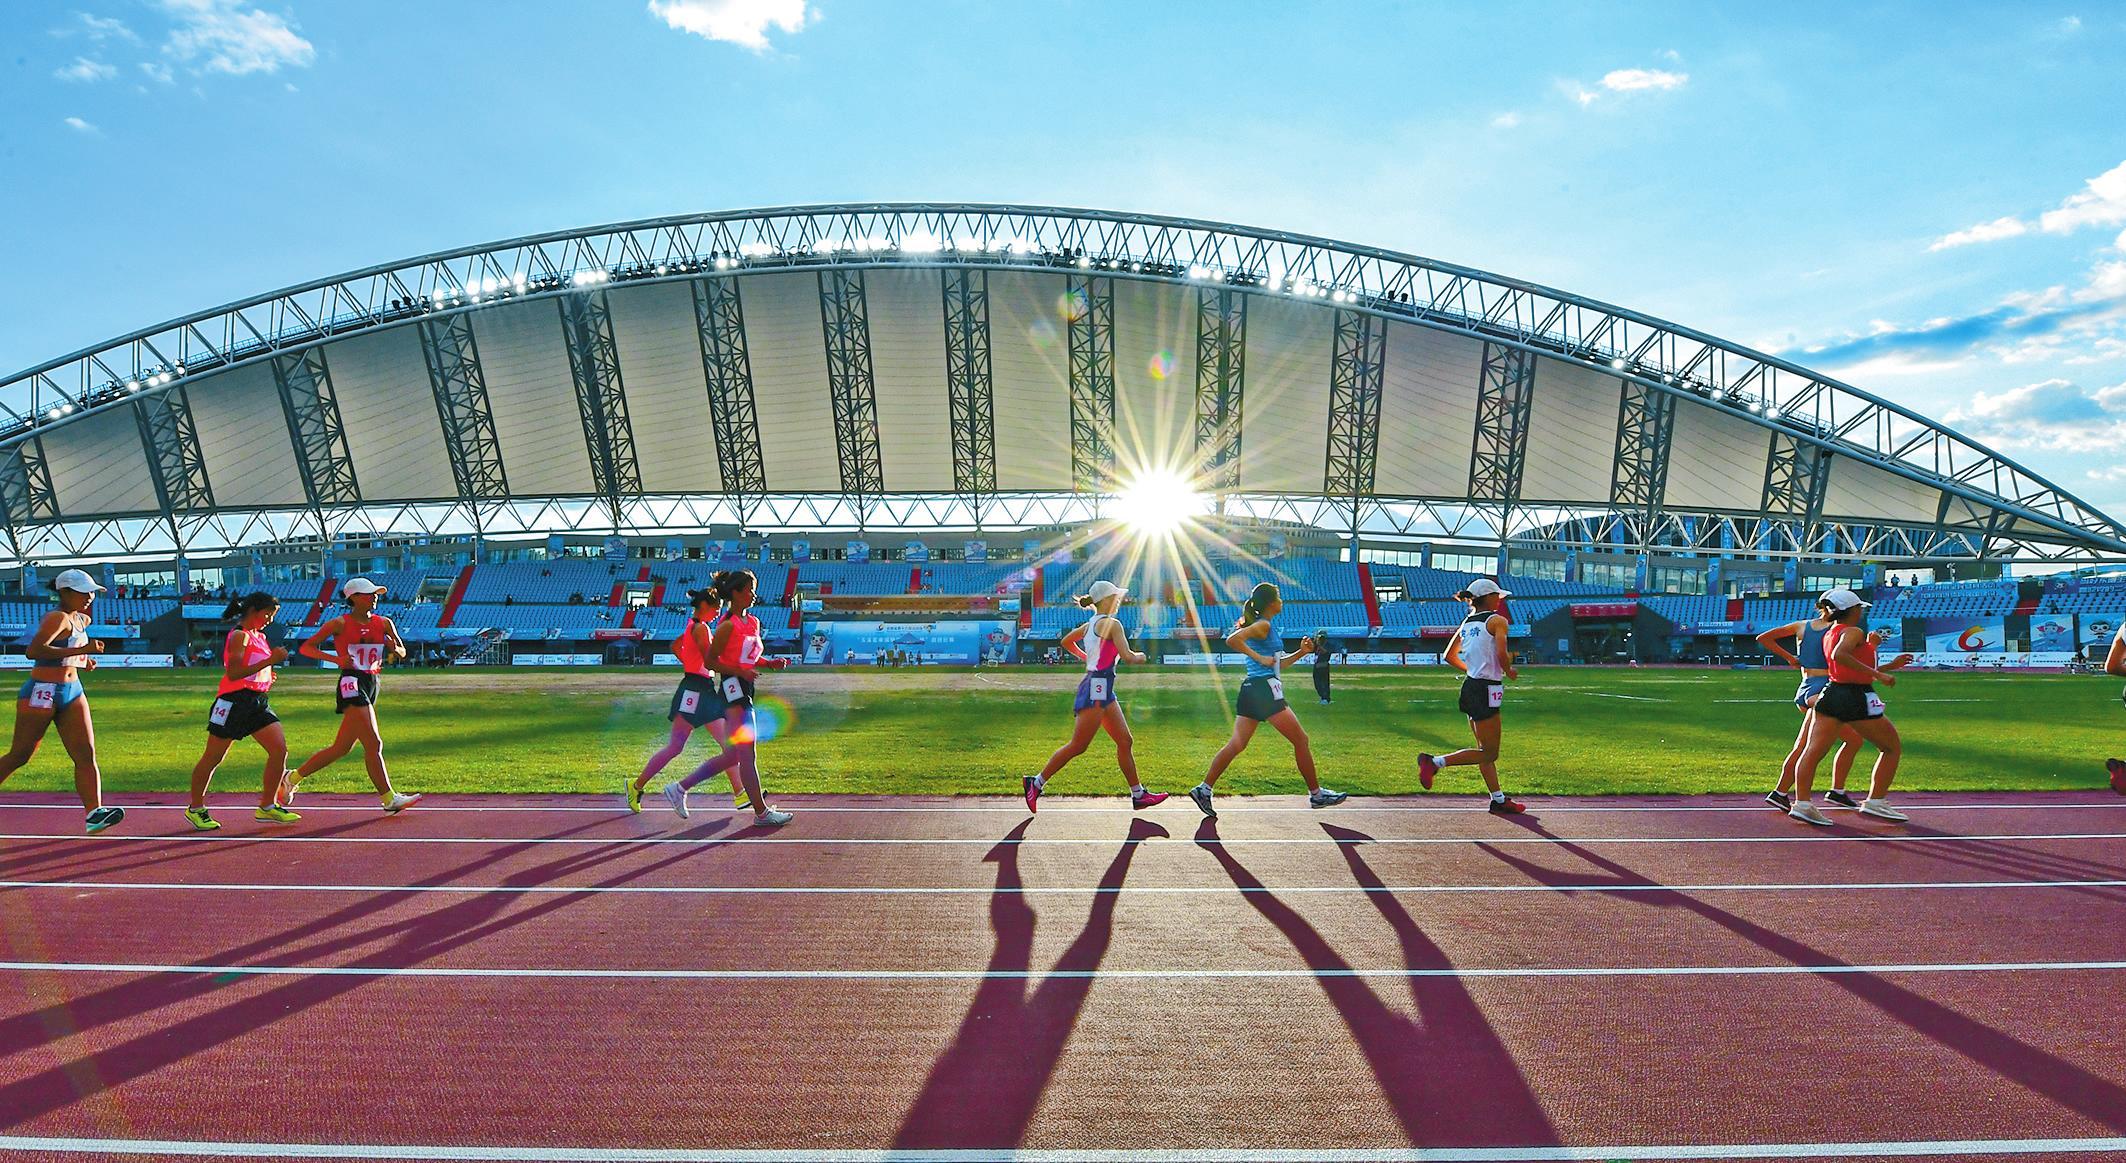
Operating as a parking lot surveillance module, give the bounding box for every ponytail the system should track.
[712,569,757,605]
[223,590,278,624]
[1236,581,1280,629]
[1073,594,1096,609]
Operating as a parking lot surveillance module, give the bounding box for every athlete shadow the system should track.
[891,816,1164,1149]
[1475,817,2126,1133]
[1852,818,2126,907]
[0,815,745,1127]
[0,813,419,884]
[1194,819,1557,1147]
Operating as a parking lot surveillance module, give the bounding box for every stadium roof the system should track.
[2,202,2122,565]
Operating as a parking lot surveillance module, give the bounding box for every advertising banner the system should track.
[510,654,603,667]
[904,540,929,564]
[2081,615,2120,649]
[2029,615,2078,654]
[808,619,1018,665]
[965,540,987,563]
[1920,617,2004,653]
[590,628,645,641]
[602,537,629,561]
[846,541,871,565]
[0,654,172,669]
[791,538,812,563]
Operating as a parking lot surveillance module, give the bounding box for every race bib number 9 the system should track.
[338,675,361,700]
[1088,676,1110,702]
[1864,693,1885,716]
[722,676,745,701]
[209,698,234,726]
[27,683,55,711]
[739,637,764,666]
[349,644,386,670]
[678,690,700,714]
[1489,685,1505,709]
[1267,677,1285,701]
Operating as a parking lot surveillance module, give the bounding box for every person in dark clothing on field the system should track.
[1312,631,1333,704]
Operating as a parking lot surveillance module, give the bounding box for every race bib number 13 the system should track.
[27,683,55,711]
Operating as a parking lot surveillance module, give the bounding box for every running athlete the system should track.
[664,569,793,826]
[280,577,420,812]
[1415,578,1527,814]
[2106,623,2124,793]
[1788,588,1912,825]
[1188,581,1347,818]
[186,592,298,829]
[626,587,748,813]
[1758,600,1867,812]
[1021,579,1169,814]
[0,569,121,833]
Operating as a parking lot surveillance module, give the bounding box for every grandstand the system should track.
[0,204,2119,666]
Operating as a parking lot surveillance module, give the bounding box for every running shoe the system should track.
[1857,799,1909,822]
[254,804,301,824]
[1788,801,1834,827]
[625,779,643,814]
[1824,789,1861,809]
[1416,753,1439,791]
[1310,788,1349,808]
[757,808,793,827]
[664,783,690,819]
[2109,758,2125,794]
[1022,776,1041,814]
[183,807,221,832]
[381,792,422,814]
[83,806,124,834]
[1189,784,1217,819]
[1487,796,1526,815]
[1764,790,1793,812]
[1132,789,1170,810]
[276,775,299,808]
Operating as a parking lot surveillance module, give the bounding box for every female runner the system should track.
[626,587,748,813]
[1757,600,1866,811]
[185,592,297,828]
[2108,622,2124,792]
[1788,588,1913,825]
[1021,579,1168,813]
[663,569,793,826]
[0,569,120,833]
[1415,578,1526,814]
[279,577,421,812]
[1187,581,1346,818]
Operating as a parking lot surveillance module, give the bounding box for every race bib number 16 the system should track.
[338,675,361,699]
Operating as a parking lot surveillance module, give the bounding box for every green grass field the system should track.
[3,665,2121,799]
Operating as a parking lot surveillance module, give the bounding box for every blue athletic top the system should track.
[1797,622,1829,670]
[1243,620,1282,679]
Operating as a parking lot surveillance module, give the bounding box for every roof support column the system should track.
[818,269,884,529]
[691,276,767,522]
[133,384,214,550]
[558,290,643,531]
[1065,275,1116,501]
[941,270,997,521]
[0,437,57,560]
[417,313,510,533]
[1611,377,1677,551]
[1194,286,1247,497]
[1326,308,1386,538]
[271,347,362,544]
[1762,431,1832,553]
[1468,341,1536,551]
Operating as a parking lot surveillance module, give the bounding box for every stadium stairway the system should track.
[607,583,626,607]
[1357,563,1381,630]
[780,570,800,607]
[907,566,923,594]
[301,578,336,627]
[438,565,474,628]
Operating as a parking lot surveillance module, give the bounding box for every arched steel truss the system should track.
[3,203,2121,563]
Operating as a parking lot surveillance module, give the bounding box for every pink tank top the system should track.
[340,615,389,674]
[1083,612,1121,672]
[218,628,275,695]
[675,614,719,678]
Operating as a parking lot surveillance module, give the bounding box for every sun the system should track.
[1112,466,1205,536]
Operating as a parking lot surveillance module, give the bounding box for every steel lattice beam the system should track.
[1611,377,1677,534]
[558,290,643,523]
[416,313,510,503]
[1194,286,1246,490]
[1762,431,1832,533]
[941,269,996,498]
[1468,342,1536,507]
[691,276,767,508]
[1065,275,1116,494]
[1325,309,1385,523]
[270,347,362,511]
[0,436,58,529]
[133,385,214,543]
[818,270,885,515]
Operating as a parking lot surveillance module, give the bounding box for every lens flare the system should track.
[1112,466,1203,536]
[740,694,798,743]
[1058,289,1088,322]
[1027,317,1059,348]
[1147,350,1175,380]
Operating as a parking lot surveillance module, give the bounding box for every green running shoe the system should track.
[254,804,301,824]
[183,807,221,831]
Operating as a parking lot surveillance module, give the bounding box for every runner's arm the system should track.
[1829,629,1895,686]
[1755,621,1804,668]
[1111,619,1146,666]
[298,618,340,664]
[1491,615,1519,680]
[1224,620,1273,667]
[1443,628,1467,673]
[2106,632,2124,677]
[1060,621,1088,661]
[1882,652,1916,672]
[380,616,406,660]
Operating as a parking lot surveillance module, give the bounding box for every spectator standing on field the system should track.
[1312,632,1334,704]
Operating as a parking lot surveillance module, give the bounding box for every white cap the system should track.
[1459,578,1512,599]
[53,568,104,594]
[341,577,385,597]
[1821,587,1869,611]
[1086,579,1128,602]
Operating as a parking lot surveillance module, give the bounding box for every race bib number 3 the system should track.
[209,698,233,726]
[678,691,700,714]
[1267,677,1285,701]
[1864,693,1886,715]
[1088,677,1110,702]
[1488,685,1505,709]
[722,676,744,701]
[338,675,361,699]
[27,683,55,711]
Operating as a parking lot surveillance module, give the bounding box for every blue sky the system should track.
[5,0,2124,515]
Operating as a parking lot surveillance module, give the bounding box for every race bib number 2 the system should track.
[722,676,745,701]
[26,683,55,711]
[338,675,361,699]
[738,637,764,666]
[209,698,234,726]
[1864,693,1885,716]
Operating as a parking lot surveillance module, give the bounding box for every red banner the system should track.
[591,628,646,640]
[1569,603,1639,618]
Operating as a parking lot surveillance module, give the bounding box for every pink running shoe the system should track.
[1022,776,1041,814]
[1132,790,1170,810]
[1487,796,1526,815]
[1417,753,1439,791]
[2109,758,2125,795]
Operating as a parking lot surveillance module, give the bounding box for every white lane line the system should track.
[6,958,2126,982]
[1560,691,1667,701]
[8,877,2126,897]
[4,801,2121,814]
[4,831,2124,847]
[3,1135,2125,1161]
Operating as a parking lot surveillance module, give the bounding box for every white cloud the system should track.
[1601,68,1688,93]
[2038,158,2126,235]
[1490,112,1521,129]
[2089,465,2126,482]
[70,12,139,41]
[160,0,315,75]
[1931,215,2029,251]
[54,56,117,82]
[62,116,100,134]
[648,0,807,51]
[2056,15,2082,34]
[140,60,174,83]
[1947,377,2126,453]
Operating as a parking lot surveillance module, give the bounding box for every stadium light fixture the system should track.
[1113,466,1206,537]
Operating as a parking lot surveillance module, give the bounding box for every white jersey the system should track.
[1456,611,1507,681]
[1082,612,1121,672]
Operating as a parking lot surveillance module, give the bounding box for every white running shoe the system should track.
[1788,801,1834,827]
[663,783,690,819]
[381,792,422,814]
[1858,799,1910,822]
[757,808,793,827]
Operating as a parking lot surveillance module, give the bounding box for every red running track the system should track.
[2,791,2125,1162]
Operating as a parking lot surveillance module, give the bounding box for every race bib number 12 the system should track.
[1489,685,1505,708]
